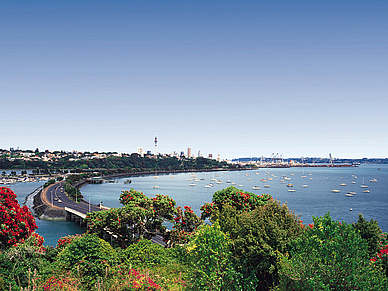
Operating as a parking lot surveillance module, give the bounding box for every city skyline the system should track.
[1,1,387,159]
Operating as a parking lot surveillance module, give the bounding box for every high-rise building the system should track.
[187,147,191,158]
[137,147,144,157]
[198,150,202,157]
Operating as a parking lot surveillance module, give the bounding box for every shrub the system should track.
[55,233,118,287]
[277,212,388,290]
[215,199,304,290]
[186,222,241,290]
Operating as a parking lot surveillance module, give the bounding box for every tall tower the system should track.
[154,136,158,156]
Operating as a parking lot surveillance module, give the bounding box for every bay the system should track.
[81,164,388,232]
[5,164,388,246]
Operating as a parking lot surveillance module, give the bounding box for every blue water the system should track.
[81,164,388,232]
[6,164,388,245]
[6,181,85,247]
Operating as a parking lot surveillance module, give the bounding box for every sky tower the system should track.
[154,135,158,156]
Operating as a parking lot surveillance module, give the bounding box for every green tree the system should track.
[277,213,388,290]
[353,213,383,257]
[200,186,271,220]
[186,222,241,290]
[54,233,118,288]
[214,199,304,290]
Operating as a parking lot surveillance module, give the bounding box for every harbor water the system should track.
[4,164,388,246]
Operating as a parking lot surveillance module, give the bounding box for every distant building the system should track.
[217,154,221,162]
[147,150,152,155]
[137,147,144,157]
[180,151,185,158]
[208,153,213,159]
[198,150,202,158]
[187,147,192,158]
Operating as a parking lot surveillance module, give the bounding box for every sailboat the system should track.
[252,177,261,190]
[301,168,306,178]
[360,178,368,188]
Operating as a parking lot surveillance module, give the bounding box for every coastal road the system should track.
[44,182,104,215]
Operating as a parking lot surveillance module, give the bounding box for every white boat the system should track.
[360,177,368,188]
[204,184,212,188]
[288,189,296,192]
[340,183,346,186]
[252,186,261,190]
[264,184,270,188]
[238,184,243,187]
[348,191,357,195]
[345,193,353,197]
[302,185,308,188]
[363,189,370,193]
[331,189,340,193]
[231,182,236,185]
[189,183,196,186]
[286,183,293,187]
[153,185,159,189]
[369,178,378,183]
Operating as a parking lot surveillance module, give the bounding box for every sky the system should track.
[1,0,387,159]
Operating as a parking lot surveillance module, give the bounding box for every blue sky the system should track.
[1,1,387,159]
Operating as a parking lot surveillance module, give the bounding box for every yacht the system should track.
[252,186,261,190]
[331,189,340,193]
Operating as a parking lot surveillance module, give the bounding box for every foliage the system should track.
[54,233,119,287]
[44,179,56,188]
[87,189,178,248]
[56,234,82,252]
[200,186,271,220]
[0,232,49,290]
[214,199,304,290]
[277,212,388,290]
[169,205,202,246]
[353,213,383,257]
[0,187,37,248]
[186,222,241,290]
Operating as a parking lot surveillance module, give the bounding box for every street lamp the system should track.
[88,192,95,213]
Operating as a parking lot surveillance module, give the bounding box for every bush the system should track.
[277,212,388,290]
[186,222,241,290]
[215,199,304,290]
[54,233,118,287]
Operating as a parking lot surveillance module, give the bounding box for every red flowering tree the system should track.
[86,189,178,248]
[0,187,37,248]
[200,186,272,220]
[169,205,202,245]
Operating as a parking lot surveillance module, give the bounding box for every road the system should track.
[44,181,104,215]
